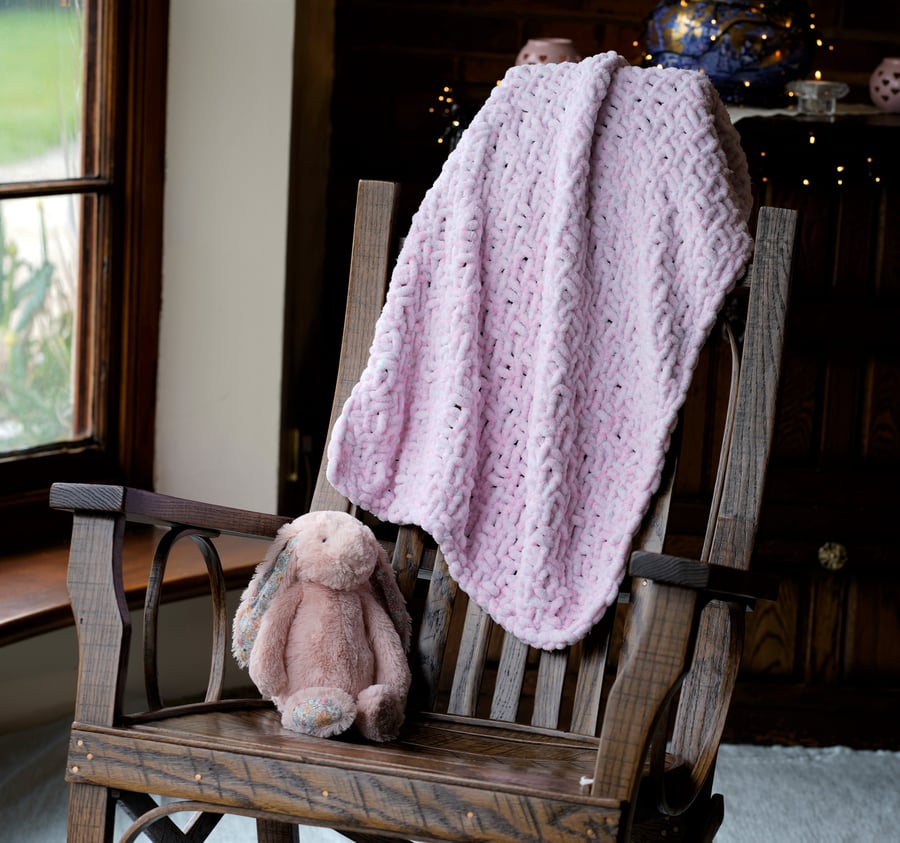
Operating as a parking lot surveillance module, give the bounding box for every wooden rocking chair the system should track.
[51,179,796,842]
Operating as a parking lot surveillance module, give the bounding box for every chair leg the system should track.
[695,793,725,843]
[67,782,116,843]
[257,820,300,843]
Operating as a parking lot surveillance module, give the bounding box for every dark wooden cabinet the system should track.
[724,114,900,747]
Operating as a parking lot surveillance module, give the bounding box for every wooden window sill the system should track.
[0,527,266,647]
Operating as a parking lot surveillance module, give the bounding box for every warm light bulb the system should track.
[814,70,822,81]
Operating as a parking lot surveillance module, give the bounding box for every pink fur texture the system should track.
[234,510,411,741]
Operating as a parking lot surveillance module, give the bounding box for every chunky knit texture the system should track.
[327,52,753,650]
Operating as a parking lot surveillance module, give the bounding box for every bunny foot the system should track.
[355,683,405,742]
[282,687,356,737]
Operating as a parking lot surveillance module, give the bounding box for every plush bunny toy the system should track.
[233,510,412,741]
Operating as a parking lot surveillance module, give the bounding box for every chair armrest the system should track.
[52,483,289,726]
[628,550,778,604]
[49,483,291,539]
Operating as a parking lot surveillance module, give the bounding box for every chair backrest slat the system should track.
[447,601,493,716]
[310,180,400,514]
[705,209,795,569]
[633,453,676,555]
[490,635,529,721]
[414,548,459,709]
[531,649,569,729]
[569,612,616,735]
[391,525,427,603]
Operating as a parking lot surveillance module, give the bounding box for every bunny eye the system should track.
[321,537,327,543]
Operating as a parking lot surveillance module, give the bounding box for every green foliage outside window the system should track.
[0,205,73,452]
[0,4,82,164]
[0,3,81,452]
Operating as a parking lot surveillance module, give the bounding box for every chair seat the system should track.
[68,707,630,842]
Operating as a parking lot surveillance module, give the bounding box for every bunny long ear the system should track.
[232,521,300,667]
[371,547,412,653]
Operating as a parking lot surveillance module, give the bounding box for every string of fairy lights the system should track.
[752,136,886,190]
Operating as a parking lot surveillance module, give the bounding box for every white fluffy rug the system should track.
[714,743,900,842]
[3,719,898,841]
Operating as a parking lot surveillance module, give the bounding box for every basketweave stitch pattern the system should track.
[327,52,753,650]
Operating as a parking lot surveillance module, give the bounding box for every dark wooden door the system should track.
[724,114,900,747]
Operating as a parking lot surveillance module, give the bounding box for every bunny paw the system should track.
[283,687,356,737]
[355,683,405,742]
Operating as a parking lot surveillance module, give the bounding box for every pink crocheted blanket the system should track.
[327,52,752,650]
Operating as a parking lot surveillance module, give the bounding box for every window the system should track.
[1,3,87,453]
[0,0,168,549]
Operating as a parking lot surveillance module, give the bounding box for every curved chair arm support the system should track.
[50,482,290,727]
[143,527,228,710]
[661,599,745,816]
[623,553,769,817]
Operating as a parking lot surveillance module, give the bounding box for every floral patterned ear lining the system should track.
[232,538,296,666]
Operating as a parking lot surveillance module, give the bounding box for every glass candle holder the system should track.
[785,79,850,116]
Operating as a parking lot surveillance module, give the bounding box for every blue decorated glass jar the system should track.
[643,0,816,106]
